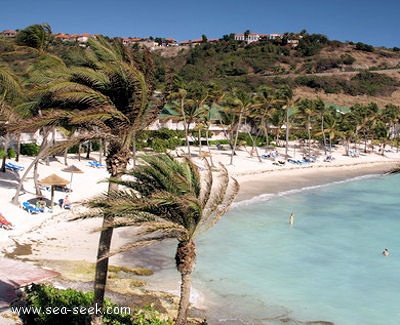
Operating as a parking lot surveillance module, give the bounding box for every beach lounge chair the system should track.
[88,161,105,168]
[5,162,24,171]
[22,202,40,214]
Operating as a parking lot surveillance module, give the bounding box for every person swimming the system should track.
[289,212,294,225]
[382,248,389,256]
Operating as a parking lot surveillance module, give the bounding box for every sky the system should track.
[1,0,399,48]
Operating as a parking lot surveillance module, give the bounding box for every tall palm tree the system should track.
[168,78,208,157]
[253,86,278,149]
[85,153,239,325]
[7,36,167,324]
[225,88,256,165]
[296,98,316,157]
[313,98,330,154]
[275,85,294,159]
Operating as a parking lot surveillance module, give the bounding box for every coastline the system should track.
[234,160,398,201]
[1,145,400,321]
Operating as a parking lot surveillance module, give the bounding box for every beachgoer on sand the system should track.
[382,248,389,256]
[36,198,47,212]
[0,213,14,230]
[62,195,71,209]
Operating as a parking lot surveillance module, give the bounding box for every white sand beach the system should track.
[1,144,399,264]
[0,144,399,321]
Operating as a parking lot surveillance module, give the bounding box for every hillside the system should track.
[156,37,400,108]
[2,32,400,109]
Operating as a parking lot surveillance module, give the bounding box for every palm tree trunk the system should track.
[307,117,312,157]
[91,219,114,325]
[285,108,290,159]
[205,127,215,167]
[33,160,42,196]
[181,98,191,157]
[12,135,50,205]
[91,181,117,325]
[86,141,91,159]
[176,272,192,325]
[247,131,262,162]
[1,134,9,173]
[321,116,327,155]
[78,142,82,161]
[175,239,196,325]
[91,145,130,325]
[98,138,103,165]
[230,108,244,165]
[16,133,21,162]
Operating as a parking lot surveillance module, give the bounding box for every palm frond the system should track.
[197,176,239,235]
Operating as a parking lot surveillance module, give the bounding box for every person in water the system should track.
[289,212,294,225]
[382,248,389,256]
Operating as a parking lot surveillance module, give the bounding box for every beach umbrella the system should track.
[61,165,84,191]
[38,174,70,209]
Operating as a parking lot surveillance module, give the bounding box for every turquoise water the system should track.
[192,173,400,324]
[123,173,400,324]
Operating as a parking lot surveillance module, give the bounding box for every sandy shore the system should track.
[1,144,400,262]
[0,144,399,318]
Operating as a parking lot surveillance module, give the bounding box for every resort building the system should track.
[234,32,268,44]
[1,30,17,38]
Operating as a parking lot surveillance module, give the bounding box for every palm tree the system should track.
[253,86,278,149]
[381,103,400,151]
[7,36,167,324]
[0,66,23,172]
[15,23,53,53]
[313,98,330,154]
[224,89,256,165]
[168,78,209,157]
[275,85,294,159]
[296,98,316,157]
[84,153,239,325]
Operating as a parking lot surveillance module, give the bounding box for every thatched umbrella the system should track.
[38,174,70,208]
[61,165,84,191]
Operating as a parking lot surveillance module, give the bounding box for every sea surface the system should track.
[125,172,400,325]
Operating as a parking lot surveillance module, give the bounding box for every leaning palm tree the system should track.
[85,153,239,325]
[15,23,53,54]
[6,36,168,324]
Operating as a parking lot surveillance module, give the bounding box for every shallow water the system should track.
[123,173,400,324]
[193,173,400,324]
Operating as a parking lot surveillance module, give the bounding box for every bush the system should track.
[355,42,374,52]
[67,144,80,154]
[7,147,16,159]
[19,284,171,325]
[20,143,41,156]
[21,283,132,324]
[340,53,356,65]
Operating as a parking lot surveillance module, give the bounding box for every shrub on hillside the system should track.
[355,42,374,52]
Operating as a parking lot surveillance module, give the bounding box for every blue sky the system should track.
[1,0,399,48]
